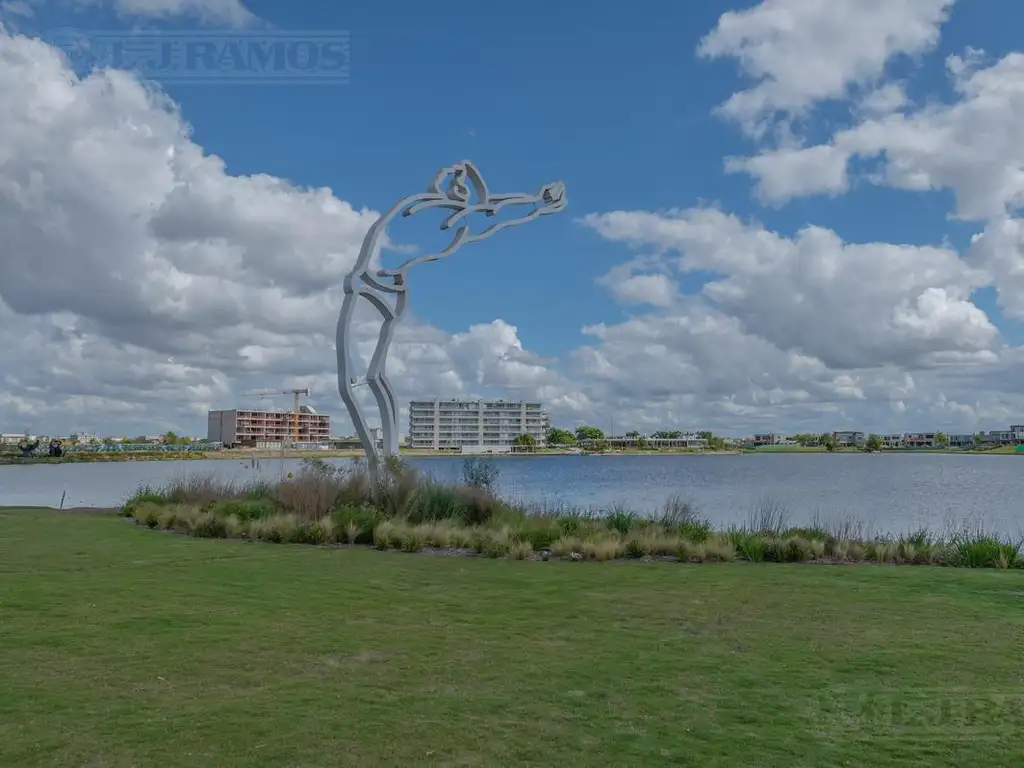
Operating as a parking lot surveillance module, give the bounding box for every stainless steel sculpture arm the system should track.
[336,160,567,482]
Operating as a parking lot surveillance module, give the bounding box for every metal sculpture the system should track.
[336,160,567,481]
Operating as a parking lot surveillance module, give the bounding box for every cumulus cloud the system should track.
[727,51,1024,217]
[0,29,581,436]
[2,6,1024,441]
[698,0,954,136]
[582,208,997,370]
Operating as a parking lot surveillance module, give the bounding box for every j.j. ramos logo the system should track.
[44,29,351,84]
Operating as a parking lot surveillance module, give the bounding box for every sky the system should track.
[1,0,1023,438]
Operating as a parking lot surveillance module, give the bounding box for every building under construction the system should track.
[207,407,330,447]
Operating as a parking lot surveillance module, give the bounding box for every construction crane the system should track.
[248,388,311,444]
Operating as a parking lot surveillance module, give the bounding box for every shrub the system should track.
[250,514,300,544]
[511,517,561,550]
[704,536,737,562]
[947,530,1021,569]
[131,502,163,528]
[187,511,228,539]
[643,532,681,557]
[331,505,381,545]
[592,538,623,561]
[550,536,583,558]
[162,474,239,506]
[274,461,353,521]
[373,521,397,551]
[215,498,275,521]
[224,514,246,539]
[413,483,465,523]
[606,507,637,536]
[678,540,704,562]
[784,537,814,562]
[157,504,198,531]
[747,498,790,535]
[508,541,534,561]
[478,529,514,558]
[727,530,767,562]
[658,495,699,527]
[623,536,648,559]
[865,539,897,564]
[397,524,428,553]
[461,457,499,492]
[122,487,166,516]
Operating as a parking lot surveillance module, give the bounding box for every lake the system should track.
[0,453,1020,535]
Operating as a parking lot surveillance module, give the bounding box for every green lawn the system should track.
[3,508,1024,767]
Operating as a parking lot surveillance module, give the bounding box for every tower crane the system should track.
[248,388,311,444]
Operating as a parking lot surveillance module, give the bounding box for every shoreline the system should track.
[1,446,1019,465]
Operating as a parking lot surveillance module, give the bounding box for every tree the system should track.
[511,433,537,449]
[162,431,179,445]
[821,433,836,451]
[652,430,682,439]
[575,425,605,442]
[546,427,576,446]
[935,432,949,448]
[697,430,712,441]
[625,430,640,439]
[865,434,883,452]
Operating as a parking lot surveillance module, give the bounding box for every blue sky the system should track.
[2,0,1024,436]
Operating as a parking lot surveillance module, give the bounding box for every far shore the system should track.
[0,444,1020,466]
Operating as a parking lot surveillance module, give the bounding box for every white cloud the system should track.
[1,19,1023,441]
[728,52,1024,218]
[725,144,851,203]
[698,0,954,136]
[0,29,583,436]
[582,208,996,370]
[73,0,257,25]
[0,1,34,18]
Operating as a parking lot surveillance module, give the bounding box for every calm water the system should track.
[1,453,1021,535]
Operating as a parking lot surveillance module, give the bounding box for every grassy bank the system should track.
[121,459,1024,569]
[2,506,1024,765]
[0,450,210,465]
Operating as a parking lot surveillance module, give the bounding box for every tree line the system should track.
[515,427,728,450]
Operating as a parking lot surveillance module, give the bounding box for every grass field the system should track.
[3,508,1024,766]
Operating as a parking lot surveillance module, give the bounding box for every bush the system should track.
[511,517,561,550]
[215,498,276,521]
[606,507,637,536]
[125,469,1024,572]
[461,458,499,492]
[122,487,166,516]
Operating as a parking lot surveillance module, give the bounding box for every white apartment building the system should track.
[408,399,549,450]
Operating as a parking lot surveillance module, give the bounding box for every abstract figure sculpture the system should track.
[336,160,567,482]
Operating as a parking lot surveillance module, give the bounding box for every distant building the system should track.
[948,434,975,448]
[591,433,708,450]
[904,432,937,448]
[408,399,548,450]
[752,433,781,446]
[881,434,905,449]
[207,407,330,448]
[833,431,866,448]
[979,430,1015,445]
